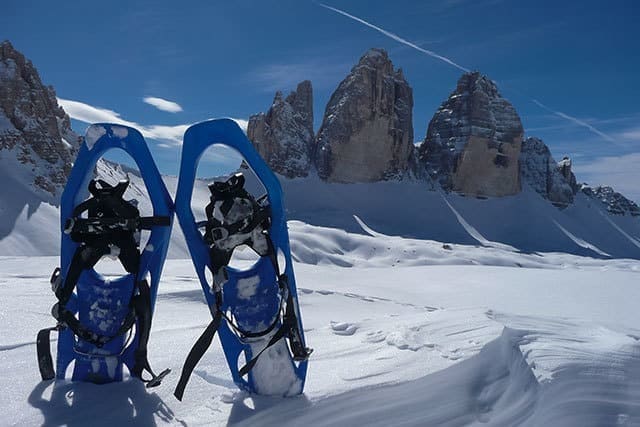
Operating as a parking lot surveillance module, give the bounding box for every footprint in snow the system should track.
[330,321,358,336]
[441,349,463,361]
[344,292,375,302]
[364,330,387,343]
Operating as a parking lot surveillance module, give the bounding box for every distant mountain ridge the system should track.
[247,47,638,217]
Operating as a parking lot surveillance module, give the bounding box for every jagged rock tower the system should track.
[247,80,314,178]
[419,71,523,197]
[315,48,414,182]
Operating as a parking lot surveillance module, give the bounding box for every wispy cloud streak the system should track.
[316,2,469,72]
[58,98,247,145]
[531,99,616,142]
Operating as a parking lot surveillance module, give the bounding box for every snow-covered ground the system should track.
[1,223,639,426]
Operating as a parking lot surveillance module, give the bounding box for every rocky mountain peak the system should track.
[247,80,314,178]
[315,48,414,182]
[0,40,79,200]
[355,48,394,73]
[418,71,524,197]
[582,185,640,217]
[457,71,499,98]
[520,137,576,207]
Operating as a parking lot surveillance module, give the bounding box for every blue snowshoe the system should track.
[173,119,311,400]
[36,123,173,387]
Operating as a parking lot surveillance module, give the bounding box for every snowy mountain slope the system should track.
[0,158,211,258]
[285,221,640,270]
[275,174,640,259]
[0,152,62,255]
[3,167,640,260]
[1,242,638,426]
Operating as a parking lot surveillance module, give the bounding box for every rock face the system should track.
[0,40,79,200]
[582,185,640,217]
[520,137,576,207]
[557,156,578,192]
[247,80,314,178]
[419,71,523,197]
[315,48,414,183]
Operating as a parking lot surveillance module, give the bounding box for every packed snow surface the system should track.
[1,222,639,426]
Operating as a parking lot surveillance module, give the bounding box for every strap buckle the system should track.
[51,303,62,322]
[146,368,171,388]
[293,347,314,361]
[210,227,229,242]
[63,218,74,234]
[50,267,62,294]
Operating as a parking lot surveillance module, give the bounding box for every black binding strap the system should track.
[131,279,171,388]
[174,173,311,400]
[174,307,223,401]
[37,179,170,386]
[37,326,62,381]
[238,311,291,377]
[238,274,312,377]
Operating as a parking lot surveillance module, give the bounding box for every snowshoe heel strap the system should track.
[174,310,223,401]
[131,279,171,387]
[36,326,61,381]
[238,324,289,377]
[238,305,313,377]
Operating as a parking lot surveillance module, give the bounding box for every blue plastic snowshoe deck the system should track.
[55,123,173,384]
[175,118,309,396]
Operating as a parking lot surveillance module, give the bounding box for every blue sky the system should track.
[3,0,639,200]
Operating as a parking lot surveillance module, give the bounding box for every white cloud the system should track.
[143,96,183,113]
[573,152,640,203]
[317,2,469,73]
[58,97,247,145]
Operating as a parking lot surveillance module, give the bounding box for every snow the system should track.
[553,219,611,257]
[1,220,639,426]
[111,125,129,139]
[599,210,640,250]
[441,194,518,251]
[85,124,106,149]
[1,146,639,424]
